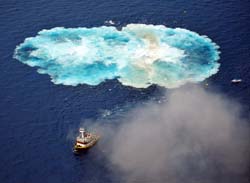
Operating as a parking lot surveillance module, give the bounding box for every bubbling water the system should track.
[14,24,220,88]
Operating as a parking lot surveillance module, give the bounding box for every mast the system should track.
[79,128,85,138]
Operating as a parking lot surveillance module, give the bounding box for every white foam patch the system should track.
[14,24,220,88]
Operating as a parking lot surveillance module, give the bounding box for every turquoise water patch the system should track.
[14,24,220,88]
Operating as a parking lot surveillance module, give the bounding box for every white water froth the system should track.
[14,24,220,88]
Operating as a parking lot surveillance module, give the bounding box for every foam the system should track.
[14,24,220,88]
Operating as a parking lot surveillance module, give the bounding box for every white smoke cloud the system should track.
[107,85,249,182]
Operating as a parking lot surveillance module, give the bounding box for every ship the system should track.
[73,128,100,154]
[231,79,242,84]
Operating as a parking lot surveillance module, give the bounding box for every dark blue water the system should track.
[0,1,250,183]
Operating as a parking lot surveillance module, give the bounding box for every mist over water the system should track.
[105,85,249,182]
[14,24,220,88]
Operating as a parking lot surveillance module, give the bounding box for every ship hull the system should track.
[73,135,100,154]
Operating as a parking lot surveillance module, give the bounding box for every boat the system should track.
[231,79,242,84]
[73,128,100,153]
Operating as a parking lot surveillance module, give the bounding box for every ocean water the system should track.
[0,0,250,183]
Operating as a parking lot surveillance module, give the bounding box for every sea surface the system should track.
[0,0,250,183]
